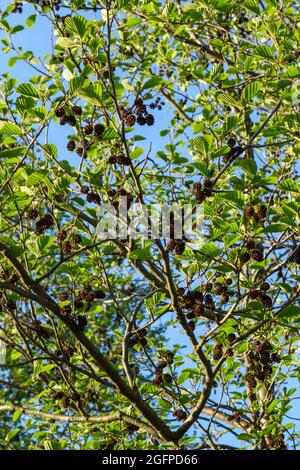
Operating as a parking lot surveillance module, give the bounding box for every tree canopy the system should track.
[0,0,299,451]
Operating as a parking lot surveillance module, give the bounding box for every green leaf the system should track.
[262,223,287,234]
[130,147,144,160]
[17,83,40,99]
[223,115,239,134]
[64,15,88,38]
[5,429,19,442]
[33,360,55,379]
[279,305,300,318]
[129,247,152,261]
[267,399,280,413]
[11,25,24,34]
[26,171,48,187]
[12,409,22,422]
[0,146,26,159]
[217,93,240,109]
[278,179,300,193]
[192,135,213,156]
[157,397,172,410]
[220,191,244,208]
[244,0,260,15]
[241,81,262,105]
[238,158,257,176]
[145,292,166,313]
[142,77,162,90]
[197,242,223,260]
[193,136,207,155]
[102,127,119,140]
[56,36,78,49]
[16,96,35,113]
[69,76,87,96]
[254,45,277,61]
[78,82,102,105]
[126,17,143,28]
[41,144,58,159]
[8,56,18,68]
[122,78,135,91]
[0,121,22,135]
[44,440,62,450]
[26,14,36,28]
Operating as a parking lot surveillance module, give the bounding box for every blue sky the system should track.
[0,0,299,450]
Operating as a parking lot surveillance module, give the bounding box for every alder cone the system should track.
[125,114,136,126]
[145,113,155,126]
[173,409,187,421]
[163,373,172,383]
[94,123,105,135]
[67,140,76,151]
[245,372,257,390]
[77,316,88,331]
[60,305,72,317]
[175,240,185,255]
[240,252,251,264]
[257,293,273,308]
[213,343,223,360]
[194,305,205,317]
[246,239,256,250]
[205,282,213,292]
[244,206,255,218]
[152,374,162,385]
[177,287,185,297]
[107,188,117,198]
[55,107,65,117]
[290,246,300,264]
[257,204,267,219]
[84,124,94,135]
[75,147,83,156]
[227,333,236,343]
[94,289,106,299]
[155,360,167,372]
[250,249,264,262]
[62,241,72,254]
[227,137,236,147]
[214,282,224,295]
[59,292,68,301]
[66,115,76,126]
[193,182,205,201]
[57,230,67,240]
[166,240,176,251]
[186,311,195,319]
[72,105,82,116]
[80,185,89,194]
[226,347,234,357]
[72,234,82,245]
[249,289,259,299]
[137,116,146,125]
[28,209,39,220]
[6,299,16,311]
[86,192,101,204]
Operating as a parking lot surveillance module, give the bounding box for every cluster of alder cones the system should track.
[193,178,213,202]
[245,339,280,390]
[121,97,156,127]
[152,352,175,386]
[59,286,110,331]
[212,333,236,360]
[240,238,265,264]
[244,203,267,224]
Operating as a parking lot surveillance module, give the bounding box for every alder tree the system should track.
[0,0,299,450]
